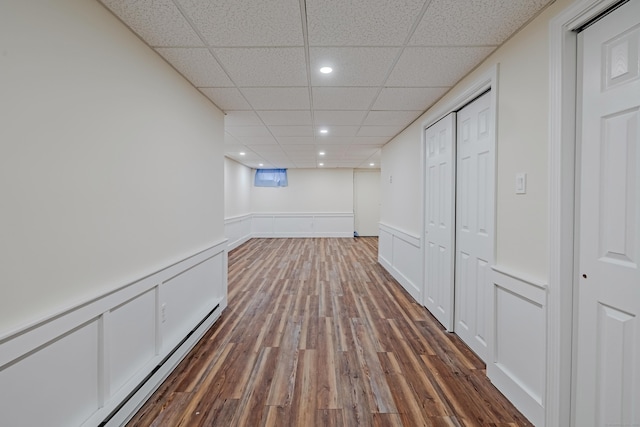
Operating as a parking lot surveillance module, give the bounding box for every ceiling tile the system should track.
[357,126,404,137]
[224,132,242,145]
[411,0,552,46]
[281,145,317,154]
[270,126,314,137]
[386,47,496,87]
[344,146,380,157]
[309,47,400,86]
[314,136,354,145]
[276,136,316,145]
[314,110,367,126]
[175,0,303,46]
[306,0,427,46]
[237,136,278,145]
[155,48,233,87]
[351,137,390,145]
[316,126,359,137]
[312,87,379,110]
[200,88,251,111]
[257,110,312,126]
[101,0,203,47]
[373,87,448,110]
[224,111,262,127]
[249,145,286,155]
[214,48,307,87]
[225,125,270,137]
[241,88,310,110]
[363,111,422,126]
[294,161,319,168]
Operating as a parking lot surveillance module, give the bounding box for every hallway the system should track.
[128,238,530,426]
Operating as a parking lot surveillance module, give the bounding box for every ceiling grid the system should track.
[99,0,554,169]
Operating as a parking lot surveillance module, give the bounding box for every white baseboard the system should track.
[225,213,355,243]
[0,240,228,427]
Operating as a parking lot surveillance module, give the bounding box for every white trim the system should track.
[0,241,228,427]
[419,64,498,346]
[420,65,499,131]
[224,213,252,224]
[378,222,423,302]
[547,1,621,426]
[490,267,547,426]
[378,222,421,248]
[491,265,548,292]
[0,239,227,344]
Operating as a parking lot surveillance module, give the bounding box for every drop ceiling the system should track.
[100,0,553,169]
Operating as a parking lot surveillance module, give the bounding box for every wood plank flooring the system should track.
[127,238,532,426]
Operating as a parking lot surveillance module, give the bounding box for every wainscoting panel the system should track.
[252,213,354,238]
[161,253,225,351]
[108,289,157,397]
[225,214,252,251]
[378,223,422,302]
[0,240,228,427]
[488,266,547,427]
[0,320,100,427]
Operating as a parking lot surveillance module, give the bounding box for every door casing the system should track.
[548,1,629,426]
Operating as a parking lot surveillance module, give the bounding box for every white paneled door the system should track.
[424,113,456,331]
[575,2,640,426]
[454,91,493,362]
[354,170,381,237]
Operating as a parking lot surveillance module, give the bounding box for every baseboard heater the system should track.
[99,303,221,427]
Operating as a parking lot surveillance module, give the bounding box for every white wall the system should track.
[382,0,571,280]
[224,157,253,250]
[379,1,573,424]
[0,1,227,425]
[224,157,252,218]
[251,168,354,213]
[0,0,225,345]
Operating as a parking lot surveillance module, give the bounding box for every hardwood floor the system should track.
[127,238,532,426]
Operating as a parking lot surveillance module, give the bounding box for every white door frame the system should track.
[548,1,623,426]
[420,64,499,326]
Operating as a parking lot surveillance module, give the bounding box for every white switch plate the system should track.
[516,173,527,194]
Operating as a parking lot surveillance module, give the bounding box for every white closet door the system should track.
[454,91,493,362]
[424,113,456,331]
[575,2,640,425]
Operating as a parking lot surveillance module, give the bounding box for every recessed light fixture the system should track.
[319,151,325,156]
[259,163,264,167]
[319,129,328,134]
[319,66,333,74]
[239,152,246,156]
[370,163,375,166]
[319,162,324,166]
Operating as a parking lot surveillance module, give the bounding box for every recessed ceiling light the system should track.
[319,129,328,134]
[259,163,264,166]
[370,163,375,166]
[239,152,246,156]
[319,151,325,156]
[319,162,324,166]
[320,66,333,74]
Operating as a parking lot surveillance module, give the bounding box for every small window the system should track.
[254,168,288,187]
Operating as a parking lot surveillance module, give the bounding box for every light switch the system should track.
[515,173,527,194]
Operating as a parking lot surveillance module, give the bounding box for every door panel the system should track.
[424,113,456,331]
[455,92,493,362]
[354,170,381,236]
[575,2,640,425]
